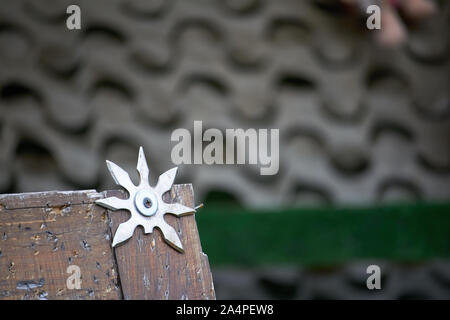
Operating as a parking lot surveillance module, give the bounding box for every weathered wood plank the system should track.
[0,185,214,300]
[109,184,215,300]
[0,190,101,210]
[0,190,121,300]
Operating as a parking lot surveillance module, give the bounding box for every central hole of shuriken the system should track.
[143,198,152,208]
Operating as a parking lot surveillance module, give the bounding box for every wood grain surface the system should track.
[109,184,215,300]
[0,190,121,300]
[0,185,215,300]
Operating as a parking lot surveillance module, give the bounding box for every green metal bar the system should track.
[196,203,450,266]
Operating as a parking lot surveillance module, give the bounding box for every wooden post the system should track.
[108,184,215,300]
[0,185,215,300]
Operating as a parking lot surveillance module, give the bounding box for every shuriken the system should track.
[95,147,195,252]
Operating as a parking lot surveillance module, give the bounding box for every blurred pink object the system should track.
[340,0,437,47]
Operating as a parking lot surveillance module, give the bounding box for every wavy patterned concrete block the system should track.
[0,0,448,207]
[213,260,450,299]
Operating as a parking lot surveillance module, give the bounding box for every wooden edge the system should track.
[0,190,101,210]
[107,184,216,300]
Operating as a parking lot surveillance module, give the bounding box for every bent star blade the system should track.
[164,203,195,216]
[136,146,150,186]
[96,196,129,211]
[106,160,136,193]
[158,222,184,252]
[155,167,178,194]
[112,219,136,247]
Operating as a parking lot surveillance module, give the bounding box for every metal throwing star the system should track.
[95,147,195,252]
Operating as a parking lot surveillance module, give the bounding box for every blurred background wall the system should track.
[0,0,449,299]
